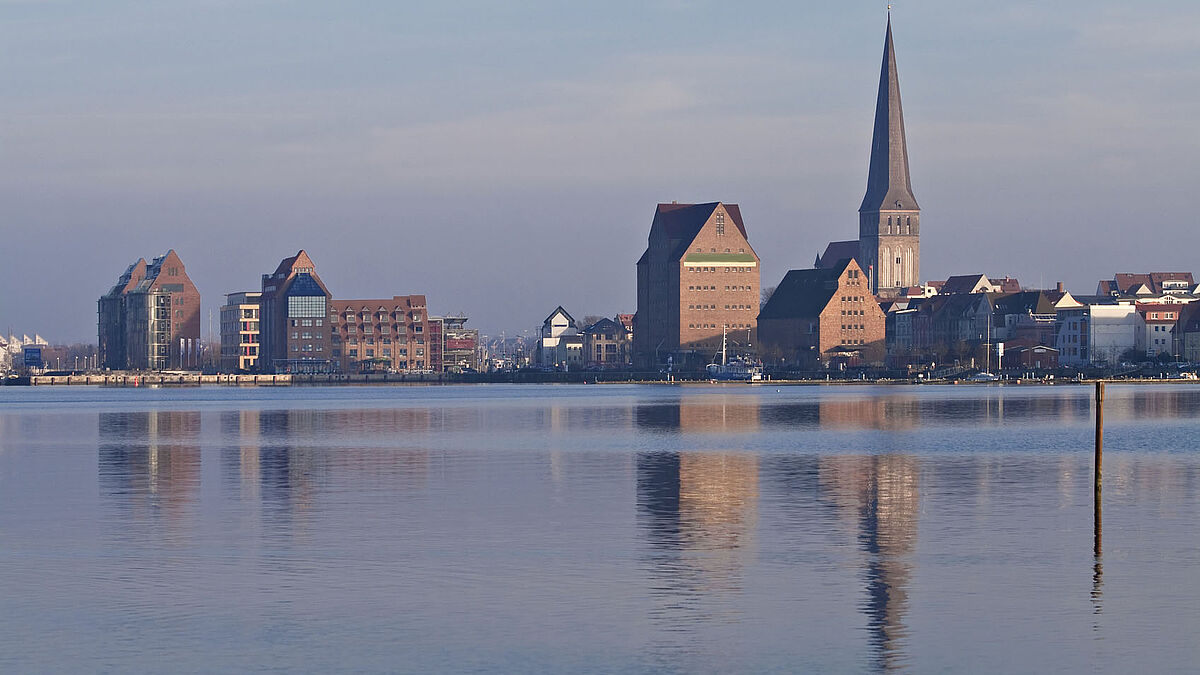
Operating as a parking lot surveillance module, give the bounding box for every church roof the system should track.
[859,16,919,213]
[759,258,853,320]
[817,240,860,269]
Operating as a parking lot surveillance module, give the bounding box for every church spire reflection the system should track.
[821,455,919,671]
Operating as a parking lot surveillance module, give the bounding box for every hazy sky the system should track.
[2,1,1198,342]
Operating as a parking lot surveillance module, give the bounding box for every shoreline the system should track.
[7,372,1200,387]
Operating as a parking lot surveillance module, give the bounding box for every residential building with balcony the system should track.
[98,249,201,371]
[220,292,261,372]
[330,295,430,373]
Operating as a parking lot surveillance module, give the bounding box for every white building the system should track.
[1056,302,1140,366]
[535,306,583,369]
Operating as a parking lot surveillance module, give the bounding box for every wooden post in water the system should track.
[1094,380,1104,557]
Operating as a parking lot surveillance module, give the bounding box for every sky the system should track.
[1,1,1199,342]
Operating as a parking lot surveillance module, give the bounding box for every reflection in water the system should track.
[99,411,201,526]
[637,451,759,639]
[1093,476,1103,621]
[820,455,919,672]
[635,399,760,665]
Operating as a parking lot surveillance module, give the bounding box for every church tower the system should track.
[859,15,919,296]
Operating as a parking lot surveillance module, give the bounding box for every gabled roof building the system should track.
[259,250,334,374]
[330,295,431,373]
[634,202,760,367]
[1097,272,1195,298]
[98,249,201,371]
[758,258,884,367]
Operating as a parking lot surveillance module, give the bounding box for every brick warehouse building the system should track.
[634,202,760,368]
[259,250,335,373]
[757,257,886,368]
[330,295,433,373]
[98,249,201,370]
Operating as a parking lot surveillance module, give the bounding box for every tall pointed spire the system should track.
[859,15,918,213]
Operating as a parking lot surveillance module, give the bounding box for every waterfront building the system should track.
[97,250,201,371]
[634,202,760,368]
[757,257,884,368]
[219,292,261,372]
[431,314,479,373]
[259,250,334,374]
[1005,344,1060,370]
[535,306,583,369]
[330,295,430,373]
[581,317,632,369]
[1055,301,1140,367]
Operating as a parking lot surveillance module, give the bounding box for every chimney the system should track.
[1056,281,1064,293]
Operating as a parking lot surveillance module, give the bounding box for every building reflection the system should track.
[98,410,201,525]
[635,400,760,648]
[636,394,760,433]
[637,451,759,627]
[818,396,920,431]
[819,455,919,672]
[220,410,261,502]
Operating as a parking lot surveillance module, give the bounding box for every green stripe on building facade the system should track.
[683,253,758,264]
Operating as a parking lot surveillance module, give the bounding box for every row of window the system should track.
[341,348,425,359]
[842,339,868,346]
[841,324,866,331]
[290,318,323,327]
[693,243,748,253]
[840,295,866,302]
[334,312,425,321]
[334,337,424,345]
[841,309,866,316]
[688,266,754,273]
[291,344,324,352]
[686,323,751,330]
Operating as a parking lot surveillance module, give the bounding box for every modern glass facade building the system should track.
[259,251,334,374]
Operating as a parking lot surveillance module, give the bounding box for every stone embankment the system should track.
[29,373,449,386]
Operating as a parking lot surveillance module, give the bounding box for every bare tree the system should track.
[760,285,777,309]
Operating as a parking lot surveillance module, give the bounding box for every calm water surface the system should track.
[2,383,1199,673]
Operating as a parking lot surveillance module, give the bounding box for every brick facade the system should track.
[635,202,760,367]
[330,296,431,373]
[758,258,886,367]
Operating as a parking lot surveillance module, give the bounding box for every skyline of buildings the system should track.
[31,15,1200,375]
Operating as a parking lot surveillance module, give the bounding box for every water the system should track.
[2,383,1199,673]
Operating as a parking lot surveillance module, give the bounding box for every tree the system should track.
[761,285,777,309]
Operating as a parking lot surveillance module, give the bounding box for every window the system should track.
[715,211,725,236]
[287,296,326,318]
